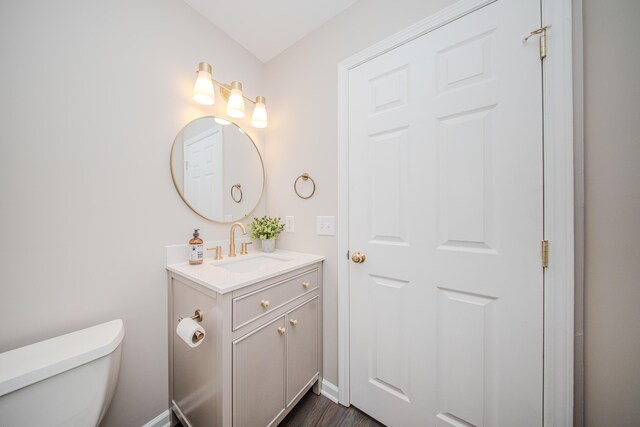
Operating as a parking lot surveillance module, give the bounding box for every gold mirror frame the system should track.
[169,116,265,223]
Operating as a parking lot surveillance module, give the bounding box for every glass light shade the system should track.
[227,81,245,118]
[251,96,268,128]
[193,63,215,105]
[214,117,231,125]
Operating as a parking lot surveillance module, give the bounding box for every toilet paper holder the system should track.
[178,309,204,323]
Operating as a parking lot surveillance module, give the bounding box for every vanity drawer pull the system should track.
[277,327,286,335]
[289,319,298,326]
[232,269,319,330]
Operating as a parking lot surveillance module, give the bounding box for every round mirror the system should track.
[170,116,264,223]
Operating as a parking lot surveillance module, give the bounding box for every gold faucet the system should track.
[229,222,247,257]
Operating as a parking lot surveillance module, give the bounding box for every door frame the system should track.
[336,0,575,425]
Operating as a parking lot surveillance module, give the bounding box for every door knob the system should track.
[351,251,366,264]
[260,300,270,308]
[290,319,298,326]
[277,327,286,335]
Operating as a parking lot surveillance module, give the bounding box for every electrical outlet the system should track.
[285,216,295,233]
[316,216,335,236]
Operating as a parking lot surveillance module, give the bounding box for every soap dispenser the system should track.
[189,229,204,265]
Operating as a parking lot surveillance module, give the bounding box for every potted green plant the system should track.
[247,216,285,253]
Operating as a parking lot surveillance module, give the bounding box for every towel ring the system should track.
[230,183,243,203]
[294,173,316,199]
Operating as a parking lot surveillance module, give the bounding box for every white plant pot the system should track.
[261,238,275,253]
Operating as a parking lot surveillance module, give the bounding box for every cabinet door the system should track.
[233,316,286,427]
[286,296,320,406]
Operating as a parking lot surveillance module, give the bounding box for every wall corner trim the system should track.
[141,409,170,427]
[321,379,340,404]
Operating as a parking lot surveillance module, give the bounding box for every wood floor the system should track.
[174,389,384,427]
[278,390,385,427]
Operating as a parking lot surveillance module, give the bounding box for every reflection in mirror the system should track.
[171,116,264,223]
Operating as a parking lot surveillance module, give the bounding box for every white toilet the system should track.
[0,319,124,427]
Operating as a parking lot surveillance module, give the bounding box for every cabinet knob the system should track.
[277,327,286,335]
[260,300,270,308]
[289,319,298,326]
[302,282,310,289]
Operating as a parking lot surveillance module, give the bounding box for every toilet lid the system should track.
[0,319,124,396]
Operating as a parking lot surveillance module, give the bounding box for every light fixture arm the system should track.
[212,78,258,105]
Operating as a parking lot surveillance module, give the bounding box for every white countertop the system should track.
[166,249,324,294]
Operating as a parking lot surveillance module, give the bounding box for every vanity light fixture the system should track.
[192,63,215,105]
[251,96,268,128]
[192,62,268,128]
[226,81,245,118]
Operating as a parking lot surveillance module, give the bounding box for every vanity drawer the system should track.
[233,269,318,330]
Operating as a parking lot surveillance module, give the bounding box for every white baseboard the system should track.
[144,382,339,426]
[321,379,340,404]
[141,409,170,427]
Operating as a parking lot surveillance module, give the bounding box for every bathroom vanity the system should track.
[166,250,323,427]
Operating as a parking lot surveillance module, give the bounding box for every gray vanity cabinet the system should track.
[234,296,321,427]
[286,296,320,406]
[168,261,323,427]
[233,316,287,427]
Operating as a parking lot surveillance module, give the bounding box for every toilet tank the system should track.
[0,319,125,427]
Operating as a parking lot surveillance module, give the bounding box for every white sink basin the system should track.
[215,255,291,273]
[167,249,324,294]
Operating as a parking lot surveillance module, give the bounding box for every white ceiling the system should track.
[183,0,358,62]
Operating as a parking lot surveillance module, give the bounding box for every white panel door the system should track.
[184,128,223,219]
[348,1,543,426]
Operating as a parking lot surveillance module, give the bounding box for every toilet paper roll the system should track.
[176,317,206,348]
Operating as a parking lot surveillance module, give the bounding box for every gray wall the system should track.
[0,1,265,426]
[583,0,640,425]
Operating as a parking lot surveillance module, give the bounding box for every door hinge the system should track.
[541,240,549,269]
[524,25,550,60]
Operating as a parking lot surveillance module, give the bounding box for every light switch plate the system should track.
[285,216,295,233]
[316,216,335,236]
